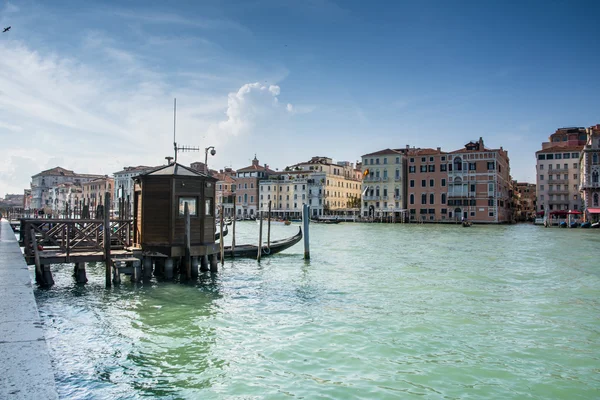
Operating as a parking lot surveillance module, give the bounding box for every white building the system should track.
[535,128,587,215]
[361,148,408,219]
[30,167,103,210]
[259,172,311,218]
[113,166,157,216]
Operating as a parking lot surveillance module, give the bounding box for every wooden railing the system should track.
[20,218,133,261]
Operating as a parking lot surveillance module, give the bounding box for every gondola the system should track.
[311,218,342,224]
[219,227,302,259]
[215,225,228,240]
[462,221,472,227]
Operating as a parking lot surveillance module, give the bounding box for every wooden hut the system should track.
[132,163,219,266]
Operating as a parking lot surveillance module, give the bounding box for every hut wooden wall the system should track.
[172,178,216,245]
[142,177,172,245]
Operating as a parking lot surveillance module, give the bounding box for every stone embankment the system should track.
[0,219,58,399]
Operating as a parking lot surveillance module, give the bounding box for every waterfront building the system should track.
[81,176,114,214]
[214,168,237,218]
[285,156,362,217]
[447,138,512,223]
[361,148,408,220]
[579,124,600,221]
[514,182,537,222]
[535,127,587,215]
[30,167,104,210]
[259,170,309,219]
[235,156,274,218]
[406,147,449,222]
[113,166,157,217]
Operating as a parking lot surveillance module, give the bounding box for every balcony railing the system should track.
[547,179,567,184]
[363,196,381,201]
[547,189,570,195]
[580,182,600,189]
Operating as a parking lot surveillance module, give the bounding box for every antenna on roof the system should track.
[173,98,177,163]
[172,98,200,164]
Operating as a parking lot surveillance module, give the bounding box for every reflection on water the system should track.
[35,222,600,399]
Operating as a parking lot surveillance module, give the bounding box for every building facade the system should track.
[286,156,362,217]
[536,127,587,214]
[81,176,114,214]
[579,124,600,221]
[214,168,237,218]
[361,149,408,220]
[447,138,512,223]
[113,166,157,217]
[406,147,449,222]
[30,167,103,209]
[514,182,537,222]
[235,156,273,218]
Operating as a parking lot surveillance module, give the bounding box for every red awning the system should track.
[587,208,600,214]
[550,210,568,216]
[568,210,582,215]
[536,211,545,216]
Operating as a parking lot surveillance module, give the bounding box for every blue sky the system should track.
[1,0,599,196]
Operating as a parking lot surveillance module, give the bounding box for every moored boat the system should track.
[215,225,228,240]
[581,222,591,228]
[220,227,302,258]
[256,219,291,226]
[462,221,472,227]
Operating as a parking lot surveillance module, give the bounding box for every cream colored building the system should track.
[361,148,408,219]
[278,156,362,217]
[81,176,114,212]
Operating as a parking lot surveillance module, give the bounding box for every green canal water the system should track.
[34,222,600,399]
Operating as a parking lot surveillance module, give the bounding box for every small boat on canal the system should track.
[215,225,228,240]
[256,218,292,226]
[462,221,472,227]
[220,227,302,258]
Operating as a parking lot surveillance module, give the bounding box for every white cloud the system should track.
[4,2,19,13]
[209,82,292,138]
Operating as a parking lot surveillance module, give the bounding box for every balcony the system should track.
[547,189,570,195]
[547,200,569,205]
[394,176,402,182]
[364,176,382,182]
[548,168,568,173]
[547,179,567,185]
[580,182,600,189]
[363,196,380,201]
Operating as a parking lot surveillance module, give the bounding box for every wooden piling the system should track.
[219,207,224,265]
[232,195,236,257]
[30,229,43,285]
[104,193,111,287]
[267,200,271,250]
[257,211,263,262]
[303,204,310,260]
[184,202,191,279]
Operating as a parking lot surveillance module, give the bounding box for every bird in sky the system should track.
[2,26,10,33]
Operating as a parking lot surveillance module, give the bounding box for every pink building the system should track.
[447,138,512,223]
[406,147,449,222]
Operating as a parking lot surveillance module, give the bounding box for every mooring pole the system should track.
[303,204,310,260]
[257,211,263,262]
[267,200,272,250]
[184,202,191,279]
[232,195,236,257]
[104,192,112,287]
[219,206,224,265]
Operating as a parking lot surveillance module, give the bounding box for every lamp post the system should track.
[205,146,216,174]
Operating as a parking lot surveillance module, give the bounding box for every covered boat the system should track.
[220,227,302,259]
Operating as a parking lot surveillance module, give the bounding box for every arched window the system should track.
[441,193,447,204]
[593,153,598,165]
[593,171,599,184]
[454,177,462,185]
[594,193,599,207]
[421,193,427,204]
[454,157,463,171]
[375,186,380,196]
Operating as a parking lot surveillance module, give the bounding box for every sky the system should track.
[1,0,599,197]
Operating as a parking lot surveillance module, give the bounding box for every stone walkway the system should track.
[0,219,58,399]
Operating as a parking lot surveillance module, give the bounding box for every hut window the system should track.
[178,197,197,216]
[205,199,213,216]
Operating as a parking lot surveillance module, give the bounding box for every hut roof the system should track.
[143,163,217,179]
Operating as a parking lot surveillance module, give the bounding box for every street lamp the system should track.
[205,146,216,174]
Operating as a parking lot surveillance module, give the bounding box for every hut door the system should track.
[134,191,142,246]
